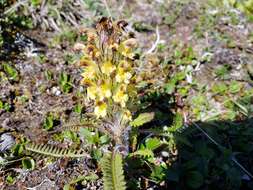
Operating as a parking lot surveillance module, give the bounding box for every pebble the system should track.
[51,86,61,96]
[0,133,15,152]
[161,151,170,158]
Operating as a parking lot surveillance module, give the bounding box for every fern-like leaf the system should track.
[26,143,90,158]
[130,112,155,127]
[101,152,126,190]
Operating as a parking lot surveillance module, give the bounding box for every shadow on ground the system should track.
[126,94,253,190]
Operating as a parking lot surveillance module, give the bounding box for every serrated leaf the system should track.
[130,112,155,127]
[145,138,161,150]
[101,152,126,190]
[26,143,90,158]
[131,149,154,158]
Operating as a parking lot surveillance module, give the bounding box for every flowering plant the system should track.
[76,17,138,146]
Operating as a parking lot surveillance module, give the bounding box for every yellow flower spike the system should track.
[101,61,116,75]
[113,88,129,107]
[94,102,107,118]
[99,81,112,100]
[87,85,97,100]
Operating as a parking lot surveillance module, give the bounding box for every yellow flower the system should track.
[87,85,97,100]
[80,78,93,86]
[99,81,112,100]
[113,88,128,107]
[80,58,98,80]
[110,43,119,51]
[101,61,116,75]
[118,41,135,59]
[94,102,107,118]
[119,60,132,69]
[115,67,132,84]
[84,65,98,79]
[122,109,132,121]
[79,57,94,67]
[122,47,134,59]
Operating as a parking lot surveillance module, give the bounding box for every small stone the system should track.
[51,86,61,96]
[0,133,15,152]
[161,151,169,157]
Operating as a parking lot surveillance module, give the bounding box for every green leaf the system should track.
[0,101,3,109]
[92,149,103,161]
[12,144,24,156]
[79,128,94,144]
[130,112,155,127]
[63,184,72,190]
[164,81,176,94]
[169,113,183,132]
[211,83,228,95]
[26,143,90,158]
[31,0,41,6]
[6,174,15,184]
[3,63,19,81]
[43,114,54,131]
[63,130,79,142]
[22,157,35,170]
[100,135,110,144]
[73,103,83,114]
[145,138,161,150]
[229,81,242,94]
[150,165,166,182]
[101,152,126,190]
[131,149,154,158]
[174,71,186,81]
[59,72,72,93]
